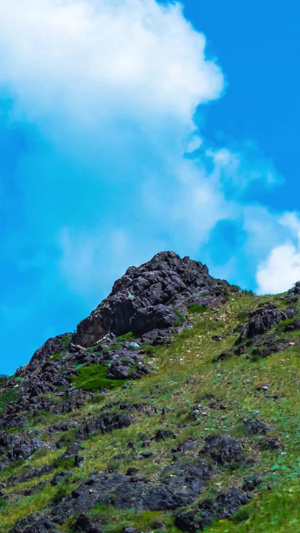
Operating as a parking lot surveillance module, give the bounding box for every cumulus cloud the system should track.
[1,0,297,376]
[256,213,300,294]
[0,0,223,125]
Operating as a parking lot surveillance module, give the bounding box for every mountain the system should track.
[0,251,299,533]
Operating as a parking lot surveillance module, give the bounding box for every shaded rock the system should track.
[172,437,199,455]
[242,476,262,491]
[76,412,131,441]
[284,319,300,332]
[175,488,251,532]
[10,514,57,533]
[74,514,102,532]
[250,335,292,359]
[72,252,229,347]
[237,303,287,343]
[154,429,176,442]
[0,433,46,468]
[213,487,251,517]
[258,437,281,450]
[286,281,300,303]
[53,458,214,523]
[243,418,272,435]
[201,434,244,465]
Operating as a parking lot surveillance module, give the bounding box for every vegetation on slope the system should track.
[0,289,299,532]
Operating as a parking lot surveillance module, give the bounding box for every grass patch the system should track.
[72,364,126,391]
[50,353,62,361]
[0,389,20,413]
[61,334,71,351]
[188,303,209,314]
[117,332,135,342]
[174,310,186,326]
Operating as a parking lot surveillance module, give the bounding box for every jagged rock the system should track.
[172,437,199,455]
[10,514,57,533]
[27,334,71,370]
[76,412,132,441]
[73,514,102,533]
[0,433,46,469]
[250,335,292,359]
[73,252,229,347]
[175,487,251,532]
[154,429,176,442]
[52,459,214,523]
[6,465,54,487]
[284,319,300,332]
[243,418,272,435]
[242,476,262,491]
[237,303,287,343]
[258,437,281,450]
[286,281,300,303]
[200,434,245,465]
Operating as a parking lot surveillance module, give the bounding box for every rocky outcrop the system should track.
[237,303,287,343]
[52,459,215,524]
[175,487,251,532]
[200,434,245,465]
[73,251,229,347]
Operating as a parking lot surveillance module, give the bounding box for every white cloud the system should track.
[256,213,300,294]
[0,0,292,302]
[256,243,300,294]
[0,0,223,125]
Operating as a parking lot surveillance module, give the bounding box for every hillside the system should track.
[0,251,299,533]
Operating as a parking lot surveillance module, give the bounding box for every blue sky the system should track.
[0,0,300,375]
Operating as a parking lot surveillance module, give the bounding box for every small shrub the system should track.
[117,332,135,342]
[61,335,71,351]
[174,310,186,327]
[223,288,230,301]
[276,317,299,333]
[0,498,7,510]
[188,303,209,314]
[50,353,62,361]
[0,390,20,413]
[236,309,249,321]
[232,507,250,523]
[53,457,75,470]
[0,375,8,386]
[52,484,73,504]
[242,289,255,296]
[231,284,242,293]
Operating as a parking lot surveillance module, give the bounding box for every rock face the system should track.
[52,459,214,523]
[237,303,287,343]
[73,251,229,347]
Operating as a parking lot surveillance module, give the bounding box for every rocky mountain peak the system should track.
[72,251,229,347]
[0,252,300,532]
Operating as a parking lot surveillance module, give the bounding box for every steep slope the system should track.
[0,252,299,533]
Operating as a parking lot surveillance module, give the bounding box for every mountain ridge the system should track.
[0,252,299,532]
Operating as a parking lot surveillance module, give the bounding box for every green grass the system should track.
[0,389,20,413]
[50,353,62,361]
[174,310,186,326]
[188,303,209,314]
[116,332,135,342]
[72,364,126,391]
[0,291,299,532]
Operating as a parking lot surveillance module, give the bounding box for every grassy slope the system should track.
[0,290,299,532]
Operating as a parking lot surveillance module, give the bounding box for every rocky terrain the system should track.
[0,252,299,533]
